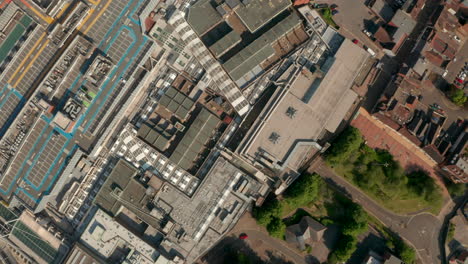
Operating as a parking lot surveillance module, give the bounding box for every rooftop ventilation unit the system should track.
[269,132,280,144]
[286,107,297,118]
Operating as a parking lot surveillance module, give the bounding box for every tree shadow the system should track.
[200,235,263,264]
[347,233,387,264]
[283,208,312,226]
[265,250,295,264]
[304,255,320,264]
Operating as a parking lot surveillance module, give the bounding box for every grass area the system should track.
[326,127,444,215]
[447,222,455,242]
[88,91,97,98]
[333,163,443,215]
[320,8,339,29]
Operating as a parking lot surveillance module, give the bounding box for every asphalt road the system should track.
[311,158,443,264]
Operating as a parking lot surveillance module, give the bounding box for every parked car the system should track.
[331,9,339,15]
[362,29,373,38]
[458,72,466,81]
[330,3,338,8]
[313,3,328,8]
[239,233,248,239]
[352,39,359,44]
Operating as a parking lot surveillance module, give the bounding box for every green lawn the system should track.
[325,127,444,216]
[332,163,443,215]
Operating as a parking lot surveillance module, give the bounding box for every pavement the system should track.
[443,38,468,85]
[316,0,383,56]
[310,158,449,264]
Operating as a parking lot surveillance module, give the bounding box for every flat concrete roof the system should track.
[243,39,368,163]
[234,0,291,33]
[187,0,222,36]
[94,159,139,215]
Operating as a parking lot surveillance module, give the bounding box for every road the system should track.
[311,158,443,264]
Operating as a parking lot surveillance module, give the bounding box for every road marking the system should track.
[83,0,111,35]
[13,39,50,88]
[8,31,47,85]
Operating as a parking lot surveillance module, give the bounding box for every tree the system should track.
[283,173,321,207]
[449,86,467,106]
[237,252,251,264]
[252,198,282,226]
[342,204,368,236]
[326,127,364,165]
[329,235,358,262]
[396,241,416,264]
[267,216,286,239]
[406,171,442,202]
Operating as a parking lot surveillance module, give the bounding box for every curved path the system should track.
[311,158,446,264]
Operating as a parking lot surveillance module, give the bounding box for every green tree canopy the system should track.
[283,173,321,207]
[449,86,467,106]
[326,127,364,165]
[252,198,282,226]
[267,216,286,239]
[329,235,358,263]
[406,171,442,202]
[342,204,368,236]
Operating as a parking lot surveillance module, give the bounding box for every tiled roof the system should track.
[424,50,444,66]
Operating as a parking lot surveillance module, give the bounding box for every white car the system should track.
[458,72,466,81]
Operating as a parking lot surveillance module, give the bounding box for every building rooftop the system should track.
[371,0,395,22]
[111,125,200,196]
[241,40,368,166]
[155,156,263,239]
[158,87,195,120]
[10,221,59,263]
[137,123,171,152]
[234,0,291,33]
[223,12,302,81]
[64,243,106,264]
[170,108,220,171]
[80,209,166,264]
[9,212,68,264]
[285,216,326,250]
[390,10,416,41]
[94,159,144,215]
[186,0,222,36]
[209,30,242,58]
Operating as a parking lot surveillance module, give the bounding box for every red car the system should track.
[239,233,248,239]
[352,39,359,44]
